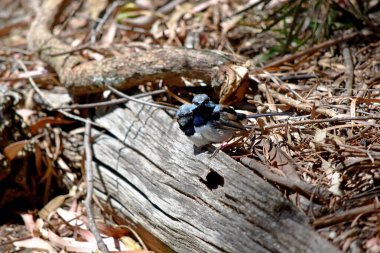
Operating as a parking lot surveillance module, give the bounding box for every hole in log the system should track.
[200,170,224,190]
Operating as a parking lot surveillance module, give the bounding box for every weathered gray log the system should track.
[92,102,339,253]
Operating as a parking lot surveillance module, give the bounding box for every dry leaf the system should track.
[38,195,70,220]
[120,236,143,250]
[56,207,85,228]
[314,129,327,143]
[29,117,74,135]
[95,222,131,238]
[264,137,299,180]
[16,108,36,125]
[13,237,57,253]
[87,0,108,20]
[20,213,35,234]
[3,140,28,161]
[328,172,343,196]
[212,64,249,105]
[78,229,97,244]
[48,229,98,252]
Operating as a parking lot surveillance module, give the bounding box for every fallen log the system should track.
[91,101,339,253]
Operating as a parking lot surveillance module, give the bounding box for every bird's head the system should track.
[192,94,216,112]
[192,94,210,106]
[176,104,196,128]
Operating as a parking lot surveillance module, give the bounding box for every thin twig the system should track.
[346,125,372,141]
[106,85,178,111]
[16,60,104,128]
[77,13,148,34]
[264,31,363,68]
[0,236,33,247]
[355,40,380,57]
[0,16,31,37]
[258,83,337,117]
[0,73,57,82]
[48,44,104,56]
[118,225,148,250]
[343,46,354,96]
[265,116,380,130]
[0,47,31,55]
[55,0,84,36]
[283,0,303,53]
[313,201,380,229]
[229,0,268,17]
[240,157,332,203]
[278,74,318,82]
[325,104,373,115]
[90,0,120,44]
[165,87,190,104]
[84,120,109,253]
[57,89,166,110]
[356,83,368,98]
[338,143,378,162]
[122,0,186,28]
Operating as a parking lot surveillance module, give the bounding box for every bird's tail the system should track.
[242,112,293,129]
[246,112,293,118]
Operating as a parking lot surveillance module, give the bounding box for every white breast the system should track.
[188,132,211,147]
[195,122,234,144]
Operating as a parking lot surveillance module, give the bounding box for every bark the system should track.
[27,0,242,96]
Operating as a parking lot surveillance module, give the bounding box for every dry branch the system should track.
[28,0,243,96]
[313,202,380,229]
[84,120,108,253]
[258,84,337,117]
[263,31,364,69]
[240,157,332,203]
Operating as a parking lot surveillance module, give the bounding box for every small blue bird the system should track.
[192,94,248,145]
[176,94,290,148]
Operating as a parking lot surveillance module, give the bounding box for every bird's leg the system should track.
[220,142,232,150]
[223,135,246,150]
[210,136,246,158]
[210,142,232,157]
[210,139,235,157]
[210,145,222,158]
[209,142,232,158]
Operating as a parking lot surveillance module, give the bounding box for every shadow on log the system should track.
[92,101,339,253]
